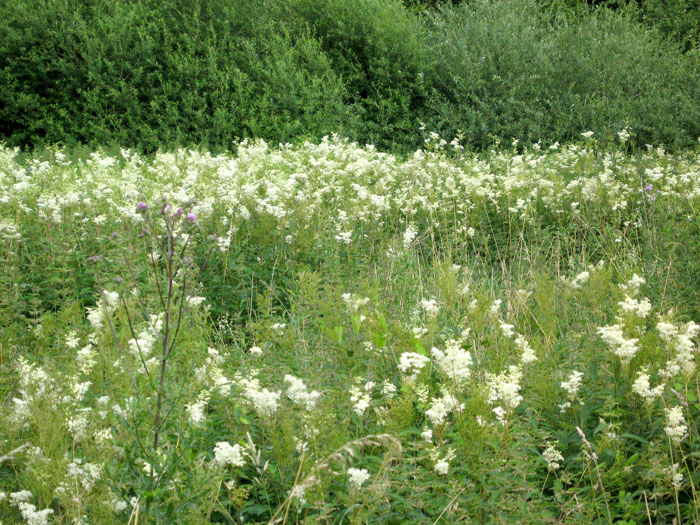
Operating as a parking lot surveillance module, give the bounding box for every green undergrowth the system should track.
[1,137,699,523]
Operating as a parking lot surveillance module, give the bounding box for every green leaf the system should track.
[414,340,427,356]
[621,433,649,445]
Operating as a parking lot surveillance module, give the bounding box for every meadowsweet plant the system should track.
[1,137,700,522]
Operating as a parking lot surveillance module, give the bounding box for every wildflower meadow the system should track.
[1,132,700,523]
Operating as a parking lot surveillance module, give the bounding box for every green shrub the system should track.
[638,0,700,52]
[0,0,353,152]
[543,0,700,52]
[282,0,432,150]
[423,0,700,150]
[1,0,699,153]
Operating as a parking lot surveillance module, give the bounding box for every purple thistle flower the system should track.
[136,201,148,212]
[643,184,653,192]
[186,212,197,223]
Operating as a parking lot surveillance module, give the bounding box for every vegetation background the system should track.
[2,1,700,523]
[1,0,699,154]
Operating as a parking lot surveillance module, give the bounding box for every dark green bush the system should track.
[638,0,700,52]
[423,0,700,150]
[282,0,432,150]
[0,0,354,152]
[542,0,700,52]
[0,0,699,152]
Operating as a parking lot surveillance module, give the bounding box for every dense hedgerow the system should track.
[422,0,700,150]
[1,137,700,522]
[1,0,699,153]
[542,0,700,52]
[0,0,355,152]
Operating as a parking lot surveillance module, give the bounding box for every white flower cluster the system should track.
[500,322,515,337]
[434,459,450,476]
[349,385,371,416]
[412,326,428,338]
[12,357,55,428]
[658,319,699,379]
[497,312,536,364]
[186,295,207,307]
[597,324,639,364]
[431,339,472,385]
[66,409,93,440]
[403,224,417,250]
[381,381,397,399]
[237,376,280,418]
[86,291,120,335]
[420,298,440,317]
[213,441,245,467]
[398,352,430,383]
[65,330,80,349]
[284,375,321,410]
[4,490,53,525]
[347,467,371,490]
[486,366,523,423]
[559,370,583,412]
[55,458,102,504]
[515,334,537,364]
[195,347,232,396]
[617,295,652,318]
[430,447,456,476]
[570,270,590,289]
[425,392,464,426]
[664,406,687,444]
[542,443,564,471]
[335,231,352,244]
[561,370,583,402]
[186,392,210,427]
[127,313,163,359]
[341,293,370,312]
[666,463,683,491]
[620,274,645,297]
[0,219,21,241]
[631,369,664,404]
[76,343,96,375]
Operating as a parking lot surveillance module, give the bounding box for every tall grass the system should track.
[1,138,700,522]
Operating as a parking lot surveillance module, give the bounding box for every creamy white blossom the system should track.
[213,441,245,467]
[420,298,440,317]
[285,375,321,410]
[431,340,472,384]
[398,352,430,380]
[631,370,664,404]
[425,392,464,426]
[542,443,564,471]
[347,468,371,489]
[618,296,652,318]
[561,370,583,402]
[664,406,687,444]
[403,224,417,250]
[570,270,590,288]
[486,366,523,418]
[598,324,639,364]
